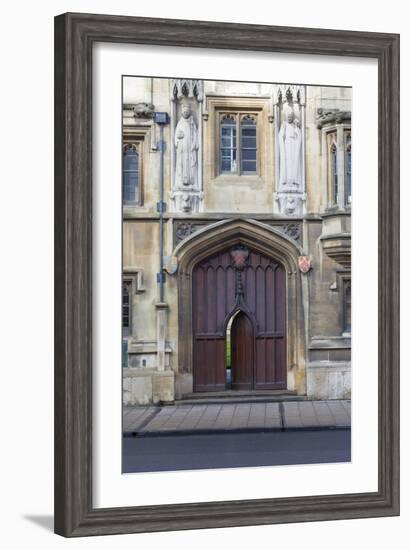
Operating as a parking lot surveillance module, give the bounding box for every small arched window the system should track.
[123,144,140,203]
[345,134,352,204]
[240,115,257,174]
[220,115,237,173]
[330,142,338,205]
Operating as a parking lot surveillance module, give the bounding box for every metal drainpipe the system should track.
[154,112,169,301]
[158,123,165,303]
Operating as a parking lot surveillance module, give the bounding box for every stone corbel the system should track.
[316,108,351,129]
[133,102,155,119]
[274,191,307,217]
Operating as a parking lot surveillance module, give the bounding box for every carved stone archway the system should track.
[172,218,308,398]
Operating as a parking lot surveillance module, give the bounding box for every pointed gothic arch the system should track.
[229,309,255,390]
[173,218,308,397]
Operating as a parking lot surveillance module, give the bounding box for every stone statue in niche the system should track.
[174,101,198,187]
[278,106,302,189]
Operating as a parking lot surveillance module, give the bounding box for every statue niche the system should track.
[273,84,306,217]
[278,105,302,189]
[174,101,199,188]
[170,78,204,214]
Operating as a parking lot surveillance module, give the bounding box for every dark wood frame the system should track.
[54,12,400,537]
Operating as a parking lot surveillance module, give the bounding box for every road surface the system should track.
[122,428,351,473]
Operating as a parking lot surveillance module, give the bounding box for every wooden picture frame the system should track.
[54,12,400,537]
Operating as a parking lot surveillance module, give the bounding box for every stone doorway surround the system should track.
[172,218,308,398]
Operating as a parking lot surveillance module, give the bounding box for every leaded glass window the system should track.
[345,134,352,205]
[123,144,140,203]
[240,115,257,174]
[343,279,351,333]
[122,282,131,335]
[219,112,258,175]
[220,115,237,173]
[330,142,338,205]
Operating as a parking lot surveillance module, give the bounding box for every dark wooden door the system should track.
[192,245,286,392]
[231,312,254,390]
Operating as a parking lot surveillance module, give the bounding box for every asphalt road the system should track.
[122,428,351,473]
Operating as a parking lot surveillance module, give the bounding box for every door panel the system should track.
[192,245,286,391]
[231,312,254,390]
[194,338,226,392]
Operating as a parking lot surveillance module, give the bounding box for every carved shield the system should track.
[298,255,312,273]
[230,246,249,270]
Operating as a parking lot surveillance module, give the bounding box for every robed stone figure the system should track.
[175,102,199,187]
[278,108,302,188]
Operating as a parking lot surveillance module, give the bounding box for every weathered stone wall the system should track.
[122,77,352,404]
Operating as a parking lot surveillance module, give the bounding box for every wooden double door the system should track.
[192,245,287,392]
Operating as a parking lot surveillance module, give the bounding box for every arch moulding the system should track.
[172,218,308,398]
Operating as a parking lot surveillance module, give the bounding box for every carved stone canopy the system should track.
[316,108,351,129]
[171,79,203,102]
[273,84,306,106]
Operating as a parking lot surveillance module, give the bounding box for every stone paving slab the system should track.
[122,406,158,432]
[123,400,350,435]
[282,401,350,429]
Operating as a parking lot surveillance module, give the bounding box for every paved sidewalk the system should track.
[123,400,350,435]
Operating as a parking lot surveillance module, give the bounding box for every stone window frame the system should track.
[327,132,338,206]
[321,123,352,212]
[342,277,352,335]
[122,280,132,337]
[336,270,352,337]
[122,125,151,207]
[122,143,141,203]
[345,131,352,205]
[122,268,146,338]
[204,95,271,183]
[218,111,259,176]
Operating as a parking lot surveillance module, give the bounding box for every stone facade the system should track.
[122,77,352,404]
